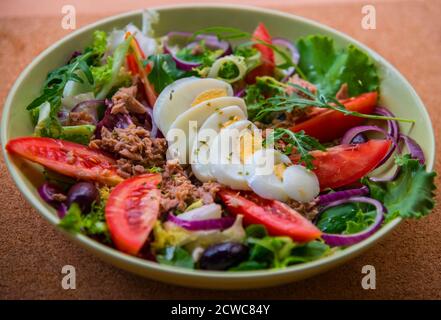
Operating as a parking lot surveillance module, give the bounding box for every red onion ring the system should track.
[145,107,158,138]
[400,134,425,165]
[341,125,396,167]
[318,186,369,206]
[272,37,300,78]
[234,88,246,97]
[319,196,385,247]
[163,31,232,71]
[373,106,399,142]
[168,213,235,231]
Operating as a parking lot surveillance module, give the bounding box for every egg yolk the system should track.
[191,88,228,106]
[220,116,240,129]
[274,163,287,180]
[239,131,262,163]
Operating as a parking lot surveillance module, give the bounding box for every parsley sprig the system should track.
[265,128,325,169]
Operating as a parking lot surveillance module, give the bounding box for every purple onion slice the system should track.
[272,37,300,77]
[319,196,385,247]
[318,186,369,206]
[168,213,235,231]
[163,31,232,71]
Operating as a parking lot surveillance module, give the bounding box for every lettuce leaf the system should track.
[296,35,379,97]
[230,225,329,270]
[146,54,192,93]
[363,154,436,221]
[156,246,194,269]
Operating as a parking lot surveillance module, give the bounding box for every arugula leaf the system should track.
[363,154,436,221]
[265,128,325,170]
[249,76,414,124]
[27,51,94,112]
[296,35,379,97]
[146,54,190,93]
[156,246,194,269]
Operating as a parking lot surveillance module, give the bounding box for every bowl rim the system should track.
[1,3,435,283]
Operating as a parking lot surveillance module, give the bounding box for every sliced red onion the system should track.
[319,196,385,247]
[369,134,425,182]
[373,106,399,142]
[341,125,396,167]
[163,31,232,71]
[71,99,105,124]
[234,88,245,98]
[38,182,68,218]
[168,213,235,231]
[400,134,425,165]
[318,186,369,206]
[144,107,158,138]
[272,37,300,77]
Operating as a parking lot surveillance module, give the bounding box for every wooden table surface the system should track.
[1,0,440,299]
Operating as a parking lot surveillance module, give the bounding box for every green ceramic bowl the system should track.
[1,4,435,289]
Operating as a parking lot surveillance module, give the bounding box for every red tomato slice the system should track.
[291,139,392,191]
[6,137,123,186]
[246,23,275,83]
[218,189,321,242]
[291,91,378,142]
[105,173,162,255]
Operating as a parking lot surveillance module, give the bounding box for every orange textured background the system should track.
[0,0,440,299]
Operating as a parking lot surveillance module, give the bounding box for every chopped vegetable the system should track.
[363,155,436,221]
[296,35,379,97]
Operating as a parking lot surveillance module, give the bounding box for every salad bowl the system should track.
[1,4,435,289]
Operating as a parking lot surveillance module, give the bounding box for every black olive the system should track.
[66,182,99,214]
[199,242,248,271]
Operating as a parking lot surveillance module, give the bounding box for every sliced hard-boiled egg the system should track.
[191,106,246,182]
[166,97,247,162]
[191,88,229,106]
[153,77,233,134]
[282,165,320,203]
[246,149,292,202]
[209,120,261,190]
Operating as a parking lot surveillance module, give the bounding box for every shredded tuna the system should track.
[286,74,317,95]
[286,198,319,221]
[89,125,167,176]
[160,160,222,212]
[68,111,95,125]
[111,85,146,115]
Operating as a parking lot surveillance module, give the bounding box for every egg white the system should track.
[153,77,233,134]
[191,106,246,182]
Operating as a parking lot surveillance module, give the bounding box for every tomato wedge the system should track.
[291,91,378,142]
[245,23,275,83]
[105,173,162,255]
[6,137,123,186]
[218,189,321,242]
[291,139,392,191]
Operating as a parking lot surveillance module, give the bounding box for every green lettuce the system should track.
[230,225,329,270]
[156,246,194,269]
[296,35,379,97]
[363,155,436,222]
